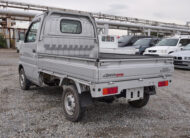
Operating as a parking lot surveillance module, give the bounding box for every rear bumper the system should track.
[89,76,172,98]
[174,60,190,69]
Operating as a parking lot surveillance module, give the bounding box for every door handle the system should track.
[32,49,36,53]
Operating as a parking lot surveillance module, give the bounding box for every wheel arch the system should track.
[60,77,93,108]
[60,77,90,95]
[60,77,82,94]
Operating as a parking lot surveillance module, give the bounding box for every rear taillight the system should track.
[158,81,169,87]
[103,87,118,95]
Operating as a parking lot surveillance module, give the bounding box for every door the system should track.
[178,39,190,51]
[20,18,41,83]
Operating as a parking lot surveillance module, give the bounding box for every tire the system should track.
[140,51,144,55]
[44,82,56,86]
[128,94,150,108]
[62,85,85,122]
[19,68,31,90]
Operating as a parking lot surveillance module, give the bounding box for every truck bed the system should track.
[99,53,163,59]
[38,53,174,84]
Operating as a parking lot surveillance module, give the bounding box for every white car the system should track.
[144,36,190,56]
[170,44,190,69]
[16,41,22,53]
[16,32,25,53]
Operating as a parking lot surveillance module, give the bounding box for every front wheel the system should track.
[19,68,31,90]
[62,85,85,122]
[128,93,150,108]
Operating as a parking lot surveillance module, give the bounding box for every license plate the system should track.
[126,87,144,101]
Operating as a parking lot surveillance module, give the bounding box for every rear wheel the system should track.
[19,68,31,90]
[128,93,150,108]
[62,85,85,122]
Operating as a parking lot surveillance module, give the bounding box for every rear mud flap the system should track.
[144,86,156,95]
[80,92,93,107]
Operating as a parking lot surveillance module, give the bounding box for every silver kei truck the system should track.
[18,10,174,122]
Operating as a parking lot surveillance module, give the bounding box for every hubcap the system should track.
[64,93,76,115]
[20,71,25,87]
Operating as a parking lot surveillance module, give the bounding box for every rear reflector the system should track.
[116,73,124,77]
[103,87,118,95]
[158,81,169,87]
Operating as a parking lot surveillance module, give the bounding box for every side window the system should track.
[60,19,82,34]
[19,32,25,41]
[25,21,40,43]
[131,37,138,44]
[152,39,159,45]
[179,39,190,46]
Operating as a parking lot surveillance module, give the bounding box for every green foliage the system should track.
[0,33,7,48]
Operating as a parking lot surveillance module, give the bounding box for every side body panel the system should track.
[38,55,173,84]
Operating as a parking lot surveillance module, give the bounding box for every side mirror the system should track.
[178,43,182,47]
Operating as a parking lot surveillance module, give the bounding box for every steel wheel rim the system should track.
[64,93,76,115]
[20,71,25,87]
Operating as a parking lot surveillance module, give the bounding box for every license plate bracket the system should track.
[126,87,144,101]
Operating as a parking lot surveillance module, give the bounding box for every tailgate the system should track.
[98,57,174,83]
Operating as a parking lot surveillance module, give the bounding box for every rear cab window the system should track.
[60,19,82,34]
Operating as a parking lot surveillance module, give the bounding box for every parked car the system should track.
[18,10,174,122]
[99,35,136,55]
[144,35,190,56]
[128,38,160,55]
[118,35,151,47]
[16,31,25,53]
[170,44,190,69]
